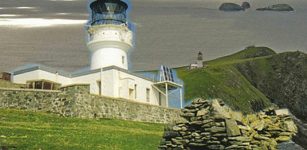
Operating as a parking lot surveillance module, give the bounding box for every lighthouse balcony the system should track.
[87,25,133,49]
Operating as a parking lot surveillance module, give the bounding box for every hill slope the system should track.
[0,109,164,150]
[177,47,275,113]
[235,51,307,122]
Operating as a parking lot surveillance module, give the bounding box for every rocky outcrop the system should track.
[159,98,297,150]
[290,114,307,149]
[257,4,294,11]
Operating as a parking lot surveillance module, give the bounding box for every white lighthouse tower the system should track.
[87,0,133,70]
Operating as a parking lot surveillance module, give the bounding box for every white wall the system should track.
[72,72,101,94]
[39,70,72,85]
[116,70,160,105]
[73,69,163,106]
[101,69,118,97]
[13,70,40,84]
[90,48,128,70]
[13,70,72,86]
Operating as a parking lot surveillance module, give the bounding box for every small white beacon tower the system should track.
[87,0,133,70]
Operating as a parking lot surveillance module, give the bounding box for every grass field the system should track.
[0,109,165,150]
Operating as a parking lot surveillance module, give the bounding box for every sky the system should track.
[0,0,307,72]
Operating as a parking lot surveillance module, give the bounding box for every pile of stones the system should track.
[159,98,298,150]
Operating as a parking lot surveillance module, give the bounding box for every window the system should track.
[28,82,33,89]
[129,88,134,99]
[97,81,101,96]
[122,56,125,64]
[35,81,43,89]
[159,93,162,106]
[134,84,137,99]
[146,88,150,102]
[26,80,60,90]
[43,82,52,90]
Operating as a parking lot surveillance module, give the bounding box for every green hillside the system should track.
[236,51,307,122]
[177,46,276,113]
[207,46,276,66]
[0,109,164,150]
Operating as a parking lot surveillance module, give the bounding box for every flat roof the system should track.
[12,64,155,82]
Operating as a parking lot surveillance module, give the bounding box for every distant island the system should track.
[257,4,294,11]
[219,2,250,11]
[219,3,294,12]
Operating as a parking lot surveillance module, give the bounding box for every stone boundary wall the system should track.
[0,87,181,124]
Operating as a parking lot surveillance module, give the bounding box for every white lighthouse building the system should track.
[10,0,183,108]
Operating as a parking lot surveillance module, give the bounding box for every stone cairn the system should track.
[159,98,298,150]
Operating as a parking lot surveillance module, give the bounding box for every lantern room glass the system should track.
[89,0,128,25]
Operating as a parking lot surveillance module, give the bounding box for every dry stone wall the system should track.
[159,98,298,150]
[0,86,181,124]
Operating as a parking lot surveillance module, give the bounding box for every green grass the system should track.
[0,109,164,150]
[0,80,24,88]
[176,46,275,113]
[207,46,276,66]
